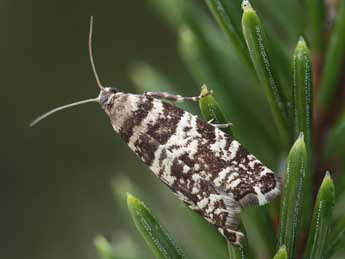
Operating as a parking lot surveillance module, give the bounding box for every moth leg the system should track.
[207,118,232,129]
[210,122,233,129]
[144,90,212,102]
[219,228,244,246]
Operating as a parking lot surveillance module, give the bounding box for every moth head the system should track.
[98,87,120,108]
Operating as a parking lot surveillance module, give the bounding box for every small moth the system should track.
[31,17,281,246]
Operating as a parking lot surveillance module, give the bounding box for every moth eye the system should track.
[109,87,119,93]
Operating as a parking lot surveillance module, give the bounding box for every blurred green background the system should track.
[3,0,344,258]
[1,1,195,259]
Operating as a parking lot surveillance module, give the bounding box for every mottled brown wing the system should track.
[129,126,244,245]
[139,100,281,208]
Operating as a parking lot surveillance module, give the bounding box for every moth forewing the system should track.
[101,93,281,245]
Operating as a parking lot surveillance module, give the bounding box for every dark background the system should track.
[1,1,196,259]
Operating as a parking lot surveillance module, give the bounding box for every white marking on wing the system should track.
[229,178,241,189]
[209,129,227,156]
[254,186,267,205]
[128,99,163,150]
[197,197,209,209]
[260,167,272,177]
[213,168,231,187]
[228,141,240,160]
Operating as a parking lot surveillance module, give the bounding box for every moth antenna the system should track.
[30,17,105,127]
[89,16,104,90]
[30,98,98,127]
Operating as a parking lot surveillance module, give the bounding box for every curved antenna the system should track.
[89,16,104,89]
[30,98,98,127]
[30,17,104,127]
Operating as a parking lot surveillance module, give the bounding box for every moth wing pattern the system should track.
[129,127,244,244]
[207,134,282,208]
[134,96,282,209]
[104,93,281,244]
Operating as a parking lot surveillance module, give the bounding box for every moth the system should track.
[31,17,281,246]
